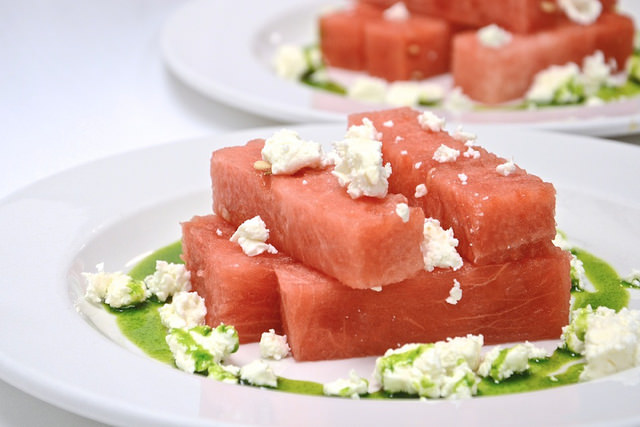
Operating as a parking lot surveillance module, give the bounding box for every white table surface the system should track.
[1,1,639,426]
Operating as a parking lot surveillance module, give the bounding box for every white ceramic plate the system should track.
[161,0,640,136]
[0,123,639,426]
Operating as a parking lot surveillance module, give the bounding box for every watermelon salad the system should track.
[82,107,640,400]
[273,0,640,112]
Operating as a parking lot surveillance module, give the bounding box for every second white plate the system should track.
[161,0,640,136]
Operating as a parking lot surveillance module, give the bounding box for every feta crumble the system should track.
[144,260,191,302]
[421,218,464,272]
[477,24,512,49]
[347,77,387,103]
[261,129,325,175]
[383,2,410,21]
[558,0,602,25]
[230,216,278,256]
[158,291,206,329]
[561,306,640,381]
[323,370,369,398]
[496,159,516,176]
[414,183,428,198]
[463,146,481,159]
[165,324,239,374]
[458,173,468,185]
[395,202,410,223]
[83,263,149,308]
[418,111,446,132]
[273,44,307,80]
[259,329,291,360]
[443,87,474,113]
[240,359,278,388]
[374,335,483,398]
[451,126,477,144]
[331,119,392,199]
[478,343,548,381]
[433,144,460,163]
[445,279,462,305]
[525,63,581,105]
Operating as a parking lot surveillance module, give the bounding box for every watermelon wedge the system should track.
[348,107,557,265]
[277,245,571,361]
[210,139,426,289]
[181,214,292,343]
[452,12,634,104]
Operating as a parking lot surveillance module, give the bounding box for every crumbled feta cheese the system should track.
[433,144,460,163]
[158,291,206,329]
[215,228,223,236]
[581,50,614,96]
[383,2,410,21]
[451,126,477,144]
[166,324,239,374]
[445,279,462,305]
[386,81,422,106]
[443,87,473,112]
[419,84,446,105]
[273,44,307,80]
[348,77,387,103]
[569,254,587,291]
[230,216,278,256]
[418,111,446,132]
[562,306,640,381]
[414,161,422,169]
[395,202,410,223]
[622,270,640,288]
[478,342,548,381]
[83,262,112,303]
[374,335,483,398]
[463,146,480,159]
[102,273,149,309]
[323,370,369,398]
[552,230,572,251]
[496,159,516,176]
[207,363,241,384]
[331,119,392,199]
[477,24,512,49]
[525,63,581,105]
[421,218,463,272]
[259,329,291,360]
[383,120,394,127]
[144,260,191,302]
[414,183,428,198]
[261,129,325,175]
[558,0,602,25]
[240,359,278,387]
[458,173,468,185]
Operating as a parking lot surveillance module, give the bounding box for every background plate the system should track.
[161,0,640,136]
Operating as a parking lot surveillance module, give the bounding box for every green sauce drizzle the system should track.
[107,241,633,399]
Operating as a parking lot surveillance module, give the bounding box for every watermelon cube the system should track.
[349,107,557,265]
[405,0,618,34]
[210,140,426,289]
[319,4,383,70]
[181,214,292,343]
[452,12,634,104]
[277,245,571,361]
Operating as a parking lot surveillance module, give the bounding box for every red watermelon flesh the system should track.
[452,12,634,104]
[319,4,383,70]
[405,0,618,34]
[364,15,452,81]
[277,245,571,361]
[348,107,557,265]
[181,214,292,343]
[210,139,426,289]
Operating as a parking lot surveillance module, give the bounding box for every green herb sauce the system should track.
[109,241,632,399]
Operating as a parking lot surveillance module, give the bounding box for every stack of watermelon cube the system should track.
[181,107,571,361]
[320,0,633,104]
